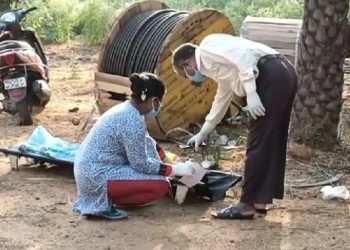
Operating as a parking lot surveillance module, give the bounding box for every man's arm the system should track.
[200,83,234,136]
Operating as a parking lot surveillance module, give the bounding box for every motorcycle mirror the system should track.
[25,7,38,14]
[18,7,37,21]
[0,22,6,31]
[17,9,26,20]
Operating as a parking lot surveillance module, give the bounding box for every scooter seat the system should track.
[0,39,45,77]
[0,40,34,52]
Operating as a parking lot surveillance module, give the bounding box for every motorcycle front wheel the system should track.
[16,99,33,125]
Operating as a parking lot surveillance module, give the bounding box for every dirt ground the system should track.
[1,42,350,250]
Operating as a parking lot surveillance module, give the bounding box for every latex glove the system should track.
[187,133,206,151]
[187,122,213,151]
[171,162,195,176]
[242,91,265,120]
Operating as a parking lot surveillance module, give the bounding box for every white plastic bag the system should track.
[320,185,350,200]
[174,184,189,205]
[174,160,207,205]
[178,160,207,188]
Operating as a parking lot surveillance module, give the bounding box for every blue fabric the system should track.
[15,125,80,163]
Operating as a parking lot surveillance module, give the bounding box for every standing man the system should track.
[172,34,297,219]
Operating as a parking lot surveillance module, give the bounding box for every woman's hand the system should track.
[171,162,195,176]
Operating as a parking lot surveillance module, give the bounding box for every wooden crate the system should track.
[241,16,350,65]
[241,16,302,65]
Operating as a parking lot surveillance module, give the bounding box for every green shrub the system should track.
[254,0,304,19]
[79,0,117,45]
[223,0,303,30]
[164,0,304,33]
[14,0,81,43]
[10,0,304,44]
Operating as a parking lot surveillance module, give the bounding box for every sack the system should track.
[171,170,242,203]
[193,170,242,201]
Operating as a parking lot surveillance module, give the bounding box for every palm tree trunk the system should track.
[290,0,349,148]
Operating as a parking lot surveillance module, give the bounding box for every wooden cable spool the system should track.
[95,0,240,138]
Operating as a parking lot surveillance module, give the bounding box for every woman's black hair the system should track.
[129,72,165,102]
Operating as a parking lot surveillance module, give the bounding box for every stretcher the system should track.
[0,126,78,170]
[0,147,74,170]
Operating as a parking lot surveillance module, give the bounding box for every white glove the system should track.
[242,91,265,120]
[171,162,195,176]
[187,133,206,151]
[187,122,213,151]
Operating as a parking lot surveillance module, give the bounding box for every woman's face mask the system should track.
[146,98,161,117]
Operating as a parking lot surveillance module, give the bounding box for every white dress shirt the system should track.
[195,34,278,134]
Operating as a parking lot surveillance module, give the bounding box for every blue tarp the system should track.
[14,125,80,163]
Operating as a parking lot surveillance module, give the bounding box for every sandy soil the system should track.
[1,42,350,250]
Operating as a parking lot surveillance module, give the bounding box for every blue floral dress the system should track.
[73,101,166,215]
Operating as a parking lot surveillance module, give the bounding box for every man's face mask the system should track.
[183,64,207,84]
[146,98,161,117]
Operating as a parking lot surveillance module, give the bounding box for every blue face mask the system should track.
[146,98,161,117]
[147,107,160,117]
[184,68,207,83]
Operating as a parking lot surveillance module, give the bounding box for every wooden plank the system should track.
[243,28,300,36]
[242,26,300,33]
[241,16,302,64]
[247,20,301,26]
[243,16,302,25]
[95,72,131,87]
[242,29,298,39]
[96,81,132,95]
[243,21,302,27]
[243,39,297,49]
[96,90,122,114]
[242,24,301,32]
[243,37,298,47]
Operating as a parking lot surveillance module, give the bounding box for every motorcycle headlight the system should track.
[0,12,16,23]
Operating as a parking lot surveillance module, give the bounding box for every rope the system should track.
[103,9,189,76]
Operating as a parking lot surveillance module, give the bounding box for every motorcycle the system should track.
[0,7,51,125]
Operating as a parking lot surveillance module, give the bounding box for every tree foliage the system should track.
[8,0,303,44]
